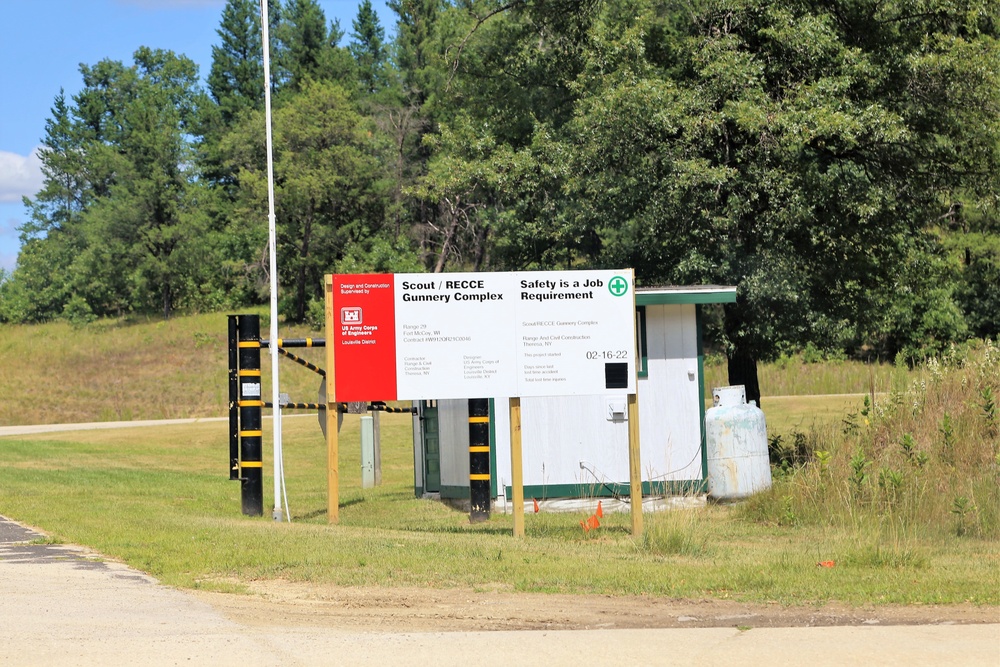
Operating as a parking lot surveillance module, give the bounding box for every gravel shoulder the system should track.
[193,580,999,633]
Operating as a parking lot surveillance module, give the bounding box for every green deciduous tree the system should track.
[2,49,212,322]
[225,80,416,321]
[414,0,1000,401]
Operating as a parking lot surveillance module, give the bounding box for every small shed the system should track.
[410,285,737,503]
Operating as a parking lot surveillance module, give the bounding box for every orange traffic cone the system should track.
[580,520,590,532]
[596,501,604,518]
[587,514,600,530]
[533,498,540,513]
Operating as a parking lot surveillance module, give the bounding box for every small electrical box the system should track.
[607,396,627,422]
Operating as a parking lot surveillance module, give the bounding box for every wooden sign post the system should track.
[509,398,525,538]
[628,392,643,536]
[324,275,340,524]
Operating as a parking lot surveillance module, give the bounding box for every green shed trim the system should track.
[489,397,498,499]
[696,305,709,481]
[440,484,470,499]
[636,306,648,378]
[635,286,736,305]
[503,480,707,500]
[444,480,709,501]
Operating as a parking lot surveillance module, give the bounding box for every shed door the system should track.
[421,400,441,493]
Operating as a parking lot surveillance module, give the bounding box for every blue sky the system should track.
[0,0,396,272]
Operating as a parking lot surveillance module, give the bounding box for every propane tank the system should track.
[705,385,771,501]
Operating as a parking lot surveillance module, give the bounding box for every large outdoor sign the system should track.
[330,270,635,401]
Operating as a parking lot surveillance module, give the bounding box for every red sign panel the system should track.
[331,274,397,401]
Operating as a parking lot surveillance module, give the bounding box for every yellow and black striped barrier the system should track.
[263,402,324,410]
[228,323,419,521]
[468,398,491,522]
[261,338,325,348]
[273,347,326,377]
[260,401,417,414]
[370,402,418,414]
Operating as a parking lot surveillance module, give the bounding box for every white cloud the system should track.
[0,148,44,203]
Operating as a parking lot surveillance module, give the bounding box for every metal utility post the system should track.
[260,0,284,522]
[373,409,382,486]
[468,398,491,522]
[360,415,375,488]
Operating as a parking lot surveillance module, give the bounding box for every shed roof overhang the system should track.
[635,285,737,305]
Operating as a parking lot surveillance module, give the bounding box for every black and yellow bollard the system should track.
[236,314,264,516]
[468,398,491,522]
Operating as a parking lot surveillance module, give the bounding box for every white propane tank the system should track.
[705,385,772,501]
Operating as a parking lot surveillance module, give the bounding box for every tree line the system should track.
[1,0,998,393]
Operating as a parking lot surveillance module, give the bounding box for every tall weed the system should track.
[741,341,1000,540]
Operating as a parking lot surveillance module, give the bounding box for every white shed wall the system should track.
[431,304,705,497]
[637,303,703,481]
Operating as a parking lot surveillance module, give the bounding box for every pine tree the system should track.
[280,0,332,90]
[349,0,388,95]
[207,0,265,125]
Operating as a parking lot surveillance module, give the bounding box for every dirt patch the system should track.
[193,581,999,633]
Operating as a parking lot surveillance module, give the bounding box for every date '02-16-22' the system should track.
[586,350,629,360]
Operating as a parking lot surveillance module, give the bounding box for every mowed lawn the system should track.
[1,399,996,606]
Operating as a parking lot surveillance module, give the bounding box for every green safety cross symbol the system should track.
[608,276,629,297]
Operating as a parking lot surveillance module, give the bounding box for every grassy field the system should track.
[0,309,324,426]
[1,415,996,605]
[0,313,996,607]
[702,354,914,399]
[0,310,917,427]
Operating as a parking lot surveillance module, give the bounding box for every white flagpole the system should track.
[260,0,285,521]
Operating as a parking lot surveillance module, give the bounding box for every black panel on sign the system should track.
[605,362,629,389]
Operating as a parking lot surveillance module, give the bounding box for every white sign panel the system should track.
[394,272,518,399]
[514,270,635,396]
[390,270,635,399]
[331,269,635,401]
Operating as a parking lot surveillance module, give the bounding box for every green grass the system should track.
[1,413,996,605]
[0,312,996,607]
[1,311,918,427]
[703,353,917,398]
